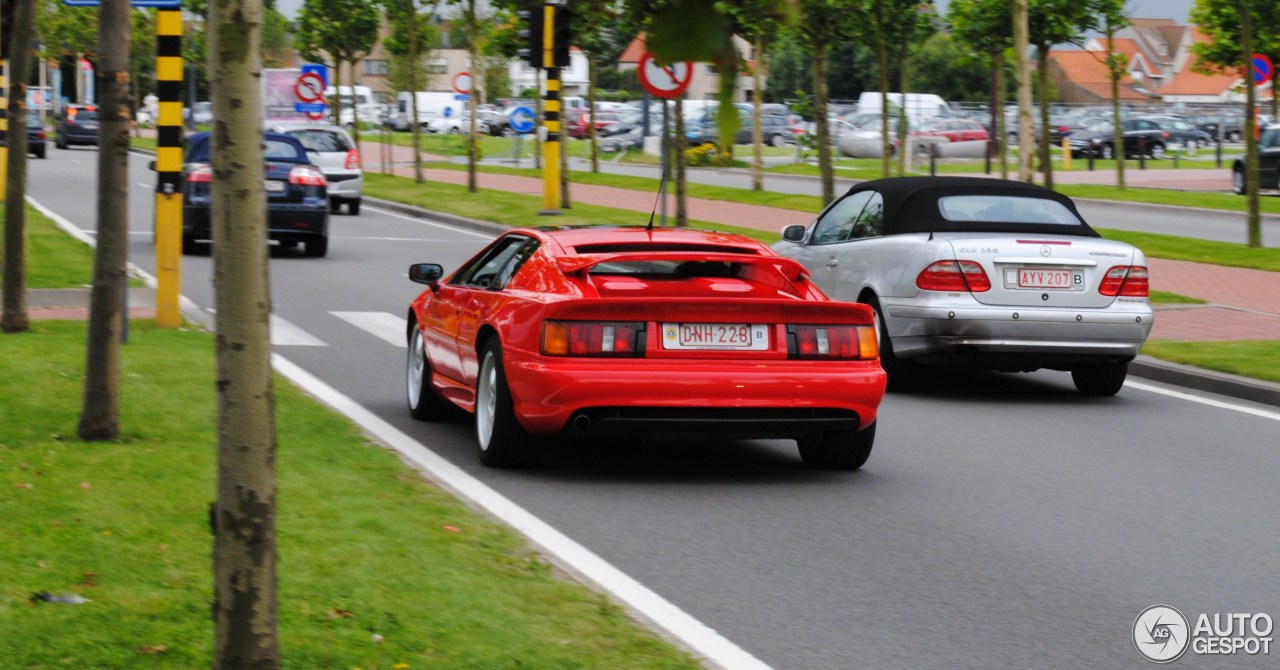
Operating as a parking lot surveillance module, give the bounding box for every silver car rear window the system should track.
[286,129,351,153]
[938,195,1082,225]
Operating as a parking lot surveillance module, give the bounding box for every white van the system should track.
[395,91,470,131]
[326,85,377,126]
[857,92,952,125]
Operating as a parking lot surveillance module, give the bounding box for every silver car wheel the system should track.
[407,329,426,409]
[476,350,498,451]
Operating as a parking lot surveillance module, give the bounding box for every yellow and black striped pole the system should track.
[1,54,8,203]
[153,7,183,327]
[539,3,560,214]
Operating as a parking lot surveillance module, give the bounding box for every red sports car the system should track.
[405,226,886,469]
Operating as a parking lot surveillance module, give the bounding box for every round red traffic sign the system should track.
[452,72,472,95]
[295,72,326,103]
[637,52,693,99]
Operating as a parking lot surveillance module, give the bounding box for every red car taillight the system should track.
[187,165,213,183]
[288,166,327,187]
[788,325,878,360]
[1099,265,1149,297]
[344,148,361,169]
[541,321,645,357]
[37,130,47,140]
[916,260,991,292]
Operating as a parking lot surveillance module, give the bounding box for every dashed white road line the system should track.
[331,311,407,347]
[1125,380,1280,422]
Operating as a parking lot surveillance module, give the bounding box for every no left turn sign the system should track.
[638,52,693,99]
[295,72,326,103]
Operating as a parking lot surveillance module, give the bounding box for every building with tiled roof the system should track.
[1049,50,1152,103]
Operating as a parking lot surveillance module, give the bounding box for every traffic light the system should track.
[516,2,544,69]
[552,5,572,68]
[2,0,15,60]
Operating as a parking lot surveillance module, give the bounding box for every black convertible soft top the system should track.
[839,176,1100,238]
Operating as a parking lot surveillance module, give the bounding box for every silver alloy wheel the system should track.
[1233,169,1245,194]
[407,329,426,409]
[476,350,497,451]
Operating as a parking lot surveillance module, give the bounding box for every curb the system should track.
[1129,355,1280,408]
[362,195,509,235]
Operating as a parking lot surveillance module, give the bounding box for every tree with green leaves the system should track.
[294,0,382,147]
[793,0,851,204]
[1027,0,1095,188]
[1088,0,1130,189]
[1191,0,1280,248]
[384,0,439,184]
[848,0,935,178]
[723,0,788,190]
[948,0,1014,178]
[34,0,99,104]
[129,9,155,136]
[572,0,623,174]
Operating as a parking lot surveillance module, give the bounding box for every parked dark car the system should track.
[27,113,48,158]
[1232,125,1280,194]
[1065,118,1168,159]
[687,112,797,147]
[1048,116,1113,144]
[55,104,99,149]
[1189,113,1244,142]
[1139,115,1213,150]
[179,131,331,257]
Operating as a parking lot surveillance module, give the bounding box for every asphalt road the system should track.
[27,147,1280,669]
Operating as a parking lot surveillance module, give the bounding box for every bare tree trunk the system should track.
[560,108,570,208]
[993,50,1007,180]
[675,96,687,227]
[589,57,599,173]
[1107,20,1125,190]
[877,40,891,177]
[466,0,477,193]
[897,54,909,176]
[77,0,132,440]
[751,33,763,191]
[534,70,542,169]
[1013,0,1033,183]
[208,0,280,666]
[1037,47,1053,189]
[331,58,342,127]
[408,0,423,184]
[2,0,37,334]
[814,40,833,204]
[348,61,361,152]
[1243,6,1261,248]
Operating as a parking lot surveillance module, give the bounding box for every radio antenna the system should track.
[647,167,668,232]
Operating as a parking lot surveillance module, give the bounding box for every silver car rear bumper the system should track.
[883,299,1153,361]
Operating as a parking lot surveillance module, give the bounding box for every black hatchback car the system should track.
[181,131,331,257]
[55,104,99,149]
[0,113,47,158]
[1232,125,1280,194]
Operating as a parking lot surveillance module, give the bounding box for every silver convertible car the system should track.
[774,176,1154,395]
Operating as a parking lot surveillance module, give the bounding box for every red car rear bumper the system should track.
[503,351,886,436]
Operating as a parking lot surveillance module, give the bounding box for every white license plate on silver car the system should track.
[265,180,285,193]
[1017,268,1080,289]
[661,323,769,350]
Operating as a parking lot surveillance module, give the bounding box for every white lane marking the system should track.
[269,354,775,670]
[1125,380,1280,422]
[362,204,496,239]
[138,182,151,188]
[331,311,406,347]
[207,309,328,347]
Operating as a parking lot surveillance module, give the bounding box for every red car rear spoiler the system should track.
[556,252,811,283]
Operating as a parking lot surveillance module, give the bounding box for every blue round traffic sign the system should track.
[1252,53,1273,85]
[509,106,536,134]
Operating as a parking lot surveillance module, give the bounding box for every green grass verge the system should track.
[0,320,701,669]
[363,172,774,242]
[1141,339,1280,384]
[1149,290,1208,305]
[1094,228,1280,272]
[0,202,96,289]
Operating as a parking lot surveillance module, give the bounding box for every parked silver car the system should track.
[268,122,363,215]
[774,177,1154,395]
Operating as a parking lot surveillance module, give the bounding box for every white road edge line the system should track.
[363,204,497,238]
[28,193,771,669]
[270,354,774,670]
[1125,380,1280,422]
